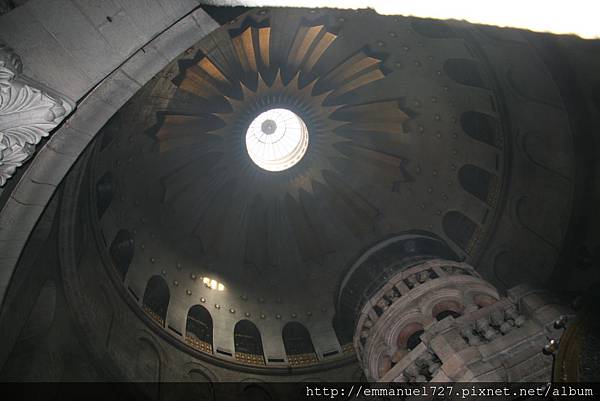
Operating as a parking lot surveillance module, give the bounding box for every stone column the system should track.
[353,259,571,382]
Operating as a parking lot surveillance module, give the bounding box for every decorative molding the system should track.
[0,43,72,186]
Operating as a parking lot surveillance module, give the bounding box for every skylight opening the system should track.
[245,108,309,172]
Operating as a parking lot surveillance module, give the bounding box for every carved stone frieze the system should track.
[353,259,570,382]
[0,43,72,186]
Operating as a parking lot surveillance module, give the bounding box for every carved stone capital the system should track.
[0,43,72,186]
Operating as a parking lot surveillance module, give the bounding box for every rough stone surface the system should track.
[0,5,218,308]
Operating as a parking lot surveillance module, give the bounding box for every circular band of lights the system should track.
[245,108,310,172]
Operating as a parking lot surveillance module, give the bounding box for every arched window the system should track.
[443,211,479,253]
[459,164,497,205]
[96,171,114,218]
[432,300,463,321]
[333,315,355,354]
[234,320,265,365]
[243,384,272,401]
[142,276,169,327]
[186,305,213,353]
[397,322,424,351]
[282,322,318,366]
[460,110,500,147]
[444,59,486,89]
[109,229,134,280]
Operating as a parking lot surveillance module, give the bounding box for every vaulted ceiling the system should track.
[80,7,574,370]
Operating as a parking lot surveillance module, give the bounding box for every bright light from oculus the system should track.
[202,277,225,291]
[208,1,600,39]
[245,108,309,172]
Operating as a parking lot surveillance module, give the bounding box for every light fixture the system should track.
[245,108,309,172]
[202,277,225,291]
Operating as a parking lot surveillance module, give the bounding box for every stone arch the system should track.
[142,275,169,327]
[185,305,213,354]
[233,319,265,366]
[282,321,318,366]
[109,229,134,280]
[134,336,161,382]
[0,9,218,308]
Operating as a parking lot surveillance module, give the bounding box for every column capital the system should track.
[0,43,73,186]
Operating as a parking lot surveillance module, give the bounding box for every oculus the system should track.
[245,108,310,172]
